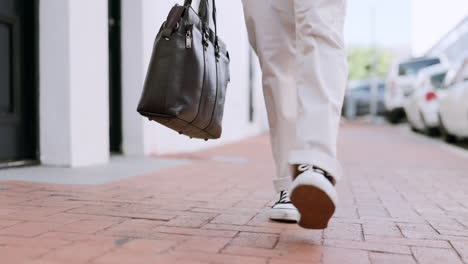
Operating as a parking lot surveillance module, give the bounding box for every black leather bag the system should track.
[137,0,230,140]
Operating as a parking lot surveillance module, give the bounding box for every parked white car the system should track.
[438,58,468,142]
[403,65,447,135]
[385,57,441,123]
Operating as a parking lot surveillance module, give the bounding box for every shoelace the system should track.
[298,164,313,172]
[297,164,334,184]
[277,190,291,204]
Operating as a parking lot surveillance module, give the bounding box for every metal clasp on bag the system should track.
[201,25,210,49]
[162,21,180,40]
[185,24,193,48]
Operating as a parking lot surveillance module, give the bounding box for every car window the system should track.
[354,85,370,92]
[430,72,447,89]
[349,82,384,93]
[398,58,440,76]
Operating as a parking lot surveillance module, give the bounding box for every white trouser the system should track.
[241,0,348,192]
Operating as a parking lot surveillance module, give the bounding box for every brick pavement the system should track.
[0,122,467,264]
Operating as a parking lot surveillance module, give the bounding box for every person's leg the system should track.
[287,0,348,229]
[289,0,348,184]
[241,0,296,194]
[241,0,300,222]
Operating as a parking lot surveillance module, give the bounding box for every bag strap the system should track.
[184,0,219,55]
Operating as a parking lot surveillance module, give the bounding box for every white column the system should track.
[121,0,148,156]
[40,0,110,167]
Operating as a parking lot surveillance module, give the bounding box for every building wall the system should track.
[411,0,468,56]
[426,17,468,66]
[39,0,267,167]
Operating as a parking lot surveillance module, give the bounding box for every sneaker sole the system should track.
[290,173,337,229]
[269,209,299,222]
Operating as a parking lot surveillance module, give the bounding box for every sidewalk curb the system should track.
[395,125,468,161]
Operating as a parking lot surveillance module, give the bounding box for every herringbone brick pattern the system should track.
[0,122,467,263]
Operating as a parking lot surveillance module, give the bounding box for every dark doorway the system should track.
[0,0,38,165]
[108,0,122,153]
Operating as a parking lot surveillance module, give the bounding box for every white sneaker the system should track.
[289,165,337,229]
[269,190,300,222]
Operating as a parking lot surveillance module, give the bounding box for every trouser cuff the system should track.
[288,150,342,183]
[273,177,293,193]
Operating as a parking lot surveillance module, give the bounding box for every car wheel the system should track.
[385,109,405,124]
[407,117,421,133]
[410,126,419,133]
[438,114,457,143]
[420,112,439,137]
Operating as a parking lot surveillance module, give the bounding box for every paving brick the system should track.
[155,226,238,238]
[0,246,52,263]
[268,259,317,264]
[0,235,71,248]
[324,222,363,241]
[456,218,468,228]
[98,218,166,236]
[39,213,89,224]
[362,222,403,237]
[322,247,370,264]
[0,219,21,229]
[450,240,468,262]
[202,223,283,234]
[165,214,214,228]
[333,206,359,219]
[398,223,440,239]
[38,232,108,242]
[435,229,468,237]
[358,206,390,218]
[52,219,121,234]
[164,251,268,264]
[427,218,466,232]
[174,236,231,253]
[386,205,420,218]
[0,195,33,205]
[412,247,463,264]
[364,235,451,248]
[92,239,178,264]
[222,245,284,258]
[323,239,411,254]
[190,207,226,214]
[230,232,278,249]
[369,252,417,264]
[360,216,426,224]
[272,243,323,262]
[0,221,64,237]
[278,229,322,245]
[210,213,256,225]
[38,238,117,263]
[67,205,177,221]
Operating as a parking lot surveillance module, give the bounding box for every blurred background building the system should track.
[0,0,467,169]
[0,0,267,168]
[425,16,468,66]
[346,0,468,79]
[343,0,468,121]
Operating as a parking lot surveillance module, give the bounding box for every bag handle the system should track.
[184,0,219,55]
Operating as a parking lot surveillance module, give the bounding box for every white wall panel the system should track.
[40,0,110,167]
